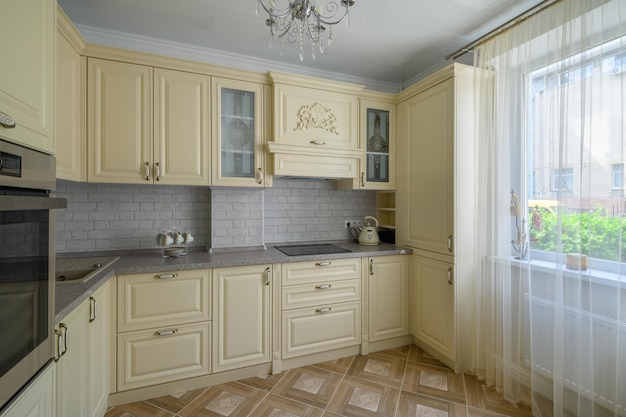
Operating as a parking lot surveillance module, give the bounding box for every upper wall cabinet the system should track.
[266,71,364,179]
[87,59,210,185]
[0,0,55,154]
[212,78,271,187]
[56,6,86,182]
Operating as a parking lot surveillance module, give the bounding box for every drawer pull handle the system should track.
[447,267,453,285]
[155,329,178,336]
[310,140,326,145]
[447,235,453,252]
[315,262,332,266]
[156,273,179,279]
[315,307,332,313]
[315,284,332,289]
[0,111,16,128]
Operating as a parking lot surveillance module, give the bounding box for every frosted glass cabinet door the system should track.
[212,78,265,187]
[359,99,395,190]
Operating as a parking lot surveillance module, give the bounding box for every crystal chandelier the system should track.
[256,0,355,61]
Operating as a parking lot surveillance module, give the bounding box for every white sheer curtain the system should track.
[473,1,626,416]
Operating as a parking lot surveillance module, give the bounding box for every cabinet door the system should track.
[55,14,86,181]
[88,283,109,417]
[368,255,408,342]
[56,301,90,417]
[88,58,152,183]
[0,0,54,154]
[413,254,455,363]
[212,78,265,187]
[361,100,395,190]
[212,265,271,372]
[154,68,210,185]
[0,363,55,417]
[403,80,454,255]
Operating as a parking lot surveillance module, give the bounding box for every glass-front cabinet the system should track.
[212,78,268,187]
[361,99,395,189]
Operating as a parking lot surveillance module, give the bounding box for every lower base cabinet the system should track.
[0,363,55,417]
[367,255,408,342]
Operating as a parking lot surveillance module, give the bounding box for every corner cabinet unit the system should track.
[396,63,476,373]
[280,258,361,360]
[116,269,211,391]
[211,78,271,187]
[212,265,272,372]
[266,71,364,179]
[0,0,55,154]
[88,58,210,185]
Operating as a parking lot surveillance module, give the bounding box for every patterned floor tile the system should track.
[326,375,401,417]
[271,366,344,409]
[248,394,325,417]
[464,375,532,417]
[372,345,411,361]
[178,382,266,417]
[396,390,469,417]
[311,355,355,374]
[408,345,449,369]
[402,361,466,404]
[236,372,287,392]
[144,388,207,414]
[346,353,406,388]
[104,401,176,417]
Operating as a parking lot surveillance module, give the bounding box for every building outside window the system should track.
[551,167,574,191]
[612,163,624,189]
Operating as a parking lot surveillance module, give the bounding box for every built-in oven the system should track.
[0,139,66,412]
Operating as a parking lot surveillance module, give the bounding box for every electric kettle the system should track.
[358,216,380,245]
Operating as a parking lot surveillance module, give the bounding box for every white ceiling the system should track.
[57,0,544,92]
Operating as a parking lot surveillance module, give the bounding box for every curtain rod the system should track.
[445,0,561,60]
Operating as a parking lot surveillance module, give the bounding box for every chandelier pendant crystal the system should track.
[256,0,355,61]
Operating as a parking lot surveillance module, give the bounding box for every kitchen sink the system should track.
[55,256,118,284]
[275,244,351,256]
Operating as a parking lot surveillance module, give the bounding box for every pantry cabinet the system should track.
[397,63,476,372]
[56,281,110,417]
[116,270,211,391]
[55,6,86,181]
[212,78,269,187]
[88,59,210,185]
[212,265,272,372]
[0,0,55,154]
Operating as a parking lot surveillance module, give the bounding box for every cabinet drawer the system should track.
[282,301,361,358]
[282,258,361,286]
[117,321,211,391]
[118,269,211,332]
[282,279,361,310]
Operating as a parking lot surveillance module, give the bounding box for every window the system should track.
[612,163,624,189]
[551,168,573,191]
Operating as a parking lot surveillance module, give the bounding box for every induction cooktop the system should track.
[274,244,352,256]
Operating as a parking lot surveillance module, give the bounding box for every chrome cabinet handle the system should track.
[315,284,332,289]
[155,329,178,336]
[89,296,97,323]
[154,162,160,181]
[310,140,326,145]
[55,329,63,361]
[155,273,179,279]
[447,235,453,252]
[370,259,374,275]
[265,267,271,286]
[447,267,453,285]
[144,162,150,181]
[315,307,332,313]
[257,168,264,184]
[0,111,16,128]
[315,262,331,266]
[361,172,365,187]
[59,323,68,356]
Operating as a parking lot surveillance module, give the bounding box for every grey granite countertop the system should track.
[55,240,411,323]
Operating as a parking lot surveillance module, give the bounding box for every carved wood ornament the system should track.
[293,102,339,135]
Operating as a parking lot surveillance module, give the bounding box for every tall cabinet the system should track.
[396,63,476,373]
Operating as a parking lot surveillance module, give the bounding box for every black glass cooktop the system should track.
[275,244,352,256]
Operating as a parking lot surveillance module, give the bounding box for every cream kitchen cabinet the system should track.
[212,78,271,187]
[281,258,361,359]
[116,269,211,391]
[266,71,363,179]
[396,63,476,373]
[55,6,86,181]
[88,59,210,185]
[0,0,55,154]
[366,255,408,344]
[0,362,55,417]
[56,281,110,417]
[212,265,272,372]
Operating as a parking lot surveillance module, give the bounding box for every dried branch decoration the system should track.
[293,102,339,135]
